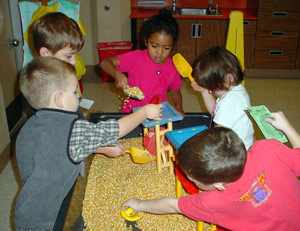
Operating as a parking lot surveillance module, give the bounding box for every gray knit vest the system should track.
[15,109,81,229]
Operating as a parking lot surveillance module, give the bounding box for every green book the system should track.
[247,105,288,143]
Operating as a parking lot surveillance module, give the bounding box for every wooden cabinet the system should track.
[132,18,228,66]
[244,20,257,68]
[132,17,255,69]
[254,0,300,69]
[175,19,228,66]
[298,39,300,68]
[176,19,256,69]
[258,0,300,12]
[133,18,147,49]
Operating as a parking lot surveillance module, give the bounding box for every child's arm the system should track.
[192,82,216,115]
[69,104,162,162]
[94,143,126,157]
[99,56,128,89]
[118,104,163,138]
[170,89,184,117]
[265,111,300,148]
[82,104,163,158]
[122,197,180,215]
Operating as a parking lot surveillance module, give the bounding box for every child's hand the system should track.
[175,106,185,118]
[191,81,203,92]
[122,197,143,216]
[115,72,128,89]
[265,111,292,132]
[265,111,300,148]
[144,104,163,120]
[95,143,126,157]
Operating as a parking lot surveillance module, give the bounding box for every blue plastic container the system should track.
[165,125,208,150]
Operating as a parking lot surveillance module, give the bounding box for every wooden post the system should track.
[176,175,182,198]
[155,125,161,174]
[155,122,175,174]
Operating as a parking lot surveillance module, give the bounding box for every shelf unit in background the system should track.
[254,0,300,69]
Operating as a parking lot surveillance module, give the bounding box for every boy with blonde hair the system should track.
[19,12,86,230]
[28,12,85,117]
[15,57,163,230]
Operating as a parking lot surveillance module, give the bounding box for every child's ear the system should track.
[213,182,226,191]
[225,73,235,85]
[39,47,51,57]
[54,91,64,108]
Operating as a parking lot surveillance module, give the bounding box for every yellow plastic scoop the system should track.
[121,200,144,221]
[121,207,143,221]
[123,86,145,100]
[172,53,196,82]
[172,53,201,91]
[125,147,156,164]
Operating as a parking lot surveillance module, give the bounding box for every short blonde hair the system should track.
[21,56,76,109]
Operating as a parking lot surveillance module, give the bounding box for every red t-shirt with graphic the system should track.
[178,139,300,230]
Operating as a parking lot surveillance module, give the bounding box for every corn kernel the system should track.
[82,137,211,230]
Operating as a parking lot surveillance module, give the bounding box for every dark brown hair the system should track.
[32,12,84,54]
[194,46,244,92]
[143,8,178,44]
[178,127,247,185]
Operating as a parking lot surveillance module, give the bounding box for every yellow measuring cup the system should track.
[172,53,201,91]
[125,147,156,164]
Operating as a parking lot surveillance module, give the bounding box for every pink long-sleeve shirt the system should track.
[117,49,182,112]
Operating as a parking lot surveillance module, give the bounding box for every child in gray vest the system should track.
[15,56,163,231]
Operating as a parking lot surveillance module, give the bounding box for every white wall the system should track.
[78,0,95,65]
[80,0,131,65]
[0,0,19,107]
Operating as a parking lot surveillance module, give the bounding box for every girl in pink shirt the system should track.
[100,9,184,116]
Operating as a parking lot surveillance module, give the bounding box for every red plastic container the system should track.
[97,41,133,82]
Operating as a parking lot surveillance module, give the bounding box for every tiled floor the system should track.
[1,66,300,230]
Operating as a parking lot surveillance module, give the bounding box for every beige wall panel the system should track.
[79,0,95,65]
[95,0,131,42]
[0,0,18,107]
[0,83,10,154]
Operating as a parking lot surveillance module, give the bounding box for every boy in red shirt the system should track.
[123,111,300,230]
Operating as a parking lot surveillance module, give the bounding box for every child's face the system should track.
[53,46,77,65]
[61,74,79,112]
[209,89,227,98]
[145,32,173,65]
[208,74,235,98]
[187,175,216,191]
